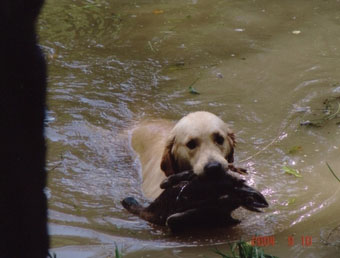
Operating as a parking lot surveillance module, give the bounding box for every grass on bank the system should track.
[48,240,278,258]
[326,162,340,183]
[214,241,278,258]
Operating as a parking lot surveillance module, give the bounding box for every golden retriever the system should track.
[132,111,243,200]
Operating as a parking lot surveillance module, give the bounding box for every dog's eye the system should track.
[214,134,224,145]
[186,139,197,150]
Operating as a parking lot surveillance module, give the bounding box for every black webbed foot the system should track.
[121,197,143,215]
[233,185,269,212]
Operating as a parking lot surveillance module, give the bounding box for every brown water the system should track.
[39,0,340,257]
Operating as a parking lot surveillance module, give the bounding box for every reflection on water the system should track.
[39,0,340,257]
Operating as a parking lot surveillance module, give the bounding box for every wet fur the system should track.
[124,112,269,231]
[131,111,241,200]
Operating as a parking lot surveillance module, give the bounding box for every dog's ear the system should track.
[226,131,247,174]
[160,137,177,176]
[226,132,236,163]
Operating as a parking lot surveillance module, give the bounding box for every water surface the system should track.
[39,0,340,257]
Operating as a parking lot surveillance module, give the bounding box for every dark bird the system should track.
[122,169,268,232]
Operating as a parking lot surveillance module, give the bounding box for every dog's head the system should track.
[160,111,236,177]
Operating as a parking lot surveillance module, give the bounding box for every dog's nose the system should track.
[204,162,223,177]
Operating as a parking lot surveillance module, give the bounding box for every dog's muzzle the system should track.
[203,161,224,178]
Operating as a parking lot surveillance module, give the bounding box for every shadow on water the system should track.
[39,0,340,257]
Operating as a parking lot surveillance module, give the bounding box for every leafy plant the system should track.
[287,146,302,155]
[283,166,302,178]
[287,197,296,205]
[188,77,201,95]
[115,243,122,258]
[214,241,278,258]
[189,85,200,95]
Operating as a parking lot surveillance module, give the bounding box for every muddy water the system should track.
[38,0,340,257]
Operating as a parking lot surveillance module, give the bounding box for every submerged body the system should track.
[131,119,174,199]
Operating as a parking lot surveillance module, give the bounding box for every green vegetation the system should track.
[287,197,296,205]
[47,252,57,258]
[214,241,278,258]
[115,243,123,258]
[326,162,340,183]
[110,241,279,258]
[47,245,122,258]
[283,166,302,178]
[188,78,201,95]
[189,85,200,95]
[300,97,340,127]
[287,145,302,155]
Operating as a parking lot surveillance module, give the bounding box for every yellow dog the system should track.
[132,111,239,199]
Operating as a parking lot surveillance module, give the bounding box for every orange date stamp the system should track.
[288,235,313,246]
[250,235,275,247]
[250,235,313,247]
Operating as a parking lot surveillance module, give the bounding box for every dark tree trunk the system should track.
[0,0,49,257]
